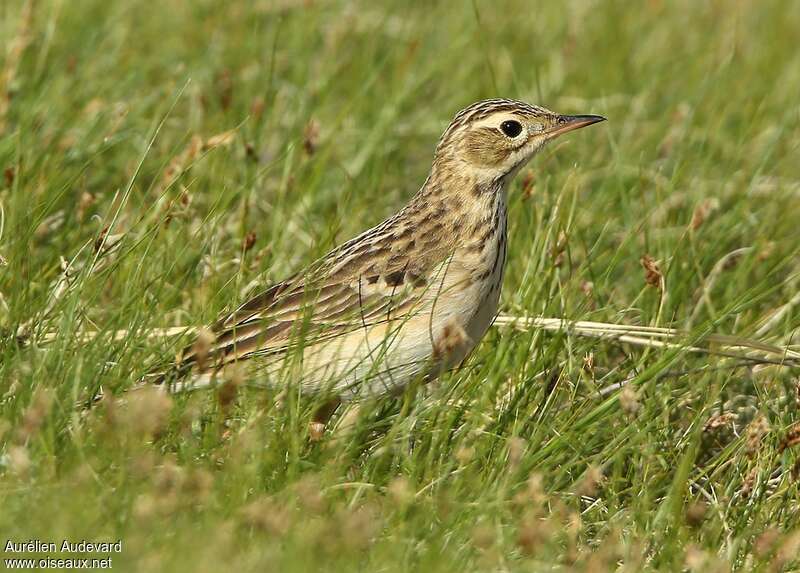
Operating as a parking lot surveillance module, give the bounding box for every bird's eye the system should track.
[500,120,523,138]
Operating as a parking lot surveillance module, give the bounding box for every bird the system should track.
[148,98,605,436]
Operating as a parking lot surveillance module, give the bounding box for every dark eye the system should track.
[500,120,523,138]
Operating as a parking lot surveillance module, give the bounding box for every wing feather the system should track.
[154,234,446,384]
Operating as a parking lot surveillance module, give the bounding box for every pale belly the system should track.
[179,269,502,400]
[282,243,505,399]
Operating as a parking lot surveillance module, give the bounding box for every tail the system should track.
[139,367,220,393]
[78,347,200,410]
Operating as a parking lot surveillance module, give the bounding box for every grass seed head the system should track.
[690,198,720,230]
[303,119,320,156]
[520,170,535,199]
[242,230,257,253]
[640,254,663,289]
[576,465,604,498]
[336,505,380,552]
[292,475,326,514]
[686,501,708,527]
[249,96,265,119]
[433,320,471,360]
[514,472,546,508]
[507,436,527,468]
[205,129,236,150]
[77,191,95,220]
[387,476,413,508]
[516,512,552,556]
[779,423,800,453]
[215,68,233,110]
[455,445,475,465]
[6,445,31,478]
[774,530,800,570]
[739,467,758,499]
[753,527,780,559]
[185,468,215,504]
[745,414,770,457]
[684,544,714,572]
[16,386,54,442]
[551,231,568,267]
[217,363,244,412]
[153,459,185,494]
[192,328,216,371]
[132,494,159,522]
[471,523,495,550]
[582,353,595,378]
[619,384,640,415]
[122,387,173,438]
[129,450,156,478]
[239,497,292,536]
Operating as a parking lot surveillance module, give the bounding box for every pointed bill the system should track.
[545,114,606,138]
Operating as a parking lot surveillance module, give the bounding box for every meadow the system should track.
[1,0,799,570]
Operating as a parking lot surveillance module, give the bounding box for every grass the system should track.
[1,0,799,570]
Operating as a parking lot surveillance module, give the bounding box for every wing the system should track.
[153,222,451,384]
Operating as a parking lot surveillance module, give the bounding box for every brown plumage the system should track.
[148,99,605,413]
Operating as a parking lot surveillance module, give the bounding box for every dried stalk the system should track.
[29,314,800,368]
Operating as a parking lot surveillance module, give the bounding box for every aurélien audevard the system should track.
[4,539,123,553]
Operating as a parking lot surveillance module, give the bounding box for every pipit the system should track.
[151,99,604,433]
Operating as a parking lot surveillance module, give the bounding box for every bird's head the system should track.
[433,99,605,187]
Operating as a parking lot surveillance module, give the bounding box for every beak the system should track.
[545,114,606,138]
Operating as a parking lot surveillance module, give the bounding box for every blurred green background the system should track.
[1,0,799,571]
